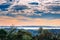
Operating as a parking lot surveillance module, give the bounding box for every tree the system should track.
[38,28,53,40]
[0,29,7,40]
[6,27,16,40]
[14,29,32,40]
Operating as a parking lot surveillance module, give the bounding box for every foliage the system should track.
[0,27,60,40]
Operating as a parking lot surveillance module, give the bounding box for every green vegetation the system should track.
[0,27,60,40]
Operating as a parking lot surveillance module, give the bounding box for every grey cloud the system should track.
[0,0,60,19]
[28,2,39,5]
[12,5,29,11]
[47,5,60,11]
[0,3,11,11]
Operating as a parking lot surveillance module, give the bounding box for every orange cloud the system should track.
[0,16,60,26]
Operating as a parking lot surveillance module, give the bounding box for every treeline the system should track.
[0,27,60,40]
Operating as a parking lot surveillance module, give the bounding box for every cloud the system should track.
[39,0,60,14]
[0,3,11,11]
[5,13,16,17]
[19,11,60,19]
[28,2,39,5]
[47,5,60,11]
[0,0,7,4]
[41,13,60,19]
[0,16,60,26]
[0,0,60,20]
[12,5,29,11]
[34,10,43,14]
[7,0,13,2]
[0,0,60,26]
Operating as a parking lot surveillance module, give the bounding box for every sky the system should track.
[0,0,60,26]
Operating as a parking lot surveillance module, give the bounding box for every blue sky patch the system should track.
[12,5,28,11]
[6,13,16,17]
[47,6,60,11]
[29,2,39,5]
[34,10,43,14]
[20,12,60,19]
[0,3,11,11]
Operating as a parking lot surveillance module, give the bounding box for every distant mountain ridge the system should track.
[0,26,60,30]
